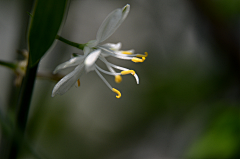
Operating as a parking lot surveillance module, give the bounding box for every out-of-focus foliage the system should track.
[28,0,68,67]
[186,105,240,158]
[208,0,240,21]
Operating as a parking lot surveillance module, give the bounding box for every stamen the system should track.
[121,70,135,75]
[95,68,113,90]
[77,79,80,87]
[121,51,133,55]
[136,52,148,58]
[112,88,121,98]
[98,46,133,60]
[132,57,145,63]
[95,65,121,76]
[115,75,122,83]
[145,52,148,57]
[99,56,129,71]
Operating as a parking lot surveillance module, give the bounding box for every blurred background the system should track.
[0,0,240,158]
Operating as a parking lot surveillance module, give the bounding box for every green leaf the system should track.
[185,108,240,158]
[28,0,69,67]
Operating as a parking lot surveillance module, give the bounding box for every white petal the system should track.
[102,42,122,51]
[83,46,91,55]
[97,4,130,43]
[86,40,98,48]
[53,56,85,74]
[96,9,122,43]
[52,65,84,97]
[121,4,130,22]
[84,49,101,72]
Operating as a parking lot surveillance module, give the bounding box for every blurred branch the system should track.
[37,72,64,82]
[0,59,63,82]
[0,60,17,70]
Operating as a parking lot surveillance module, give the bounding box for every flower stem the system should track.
[0,60,17,70]
[56,35,85,50]
[8,60,39,159]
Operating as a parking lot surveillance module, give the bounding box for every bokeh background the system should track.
[0,0,240,159]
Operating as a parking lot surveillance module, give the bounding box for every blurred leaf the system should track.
[185,107,240,158]
[28,0,68,67]
[209,0,240,19]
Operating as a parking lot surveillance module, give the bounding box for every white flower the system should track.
[52,4,148,98]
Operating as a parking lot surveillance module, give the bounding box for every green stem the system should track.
[56,35,85,50]
[8,59,39,159]
[0,60,17,70]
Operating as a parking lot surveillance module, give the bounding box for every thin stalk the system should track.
[56,35,85,50]
[0,60,17,70]
[8,58,39,159]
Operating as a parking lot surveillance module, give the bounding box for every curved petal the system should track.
[86,40,98,48]
[121,4,130,23]
[96,9,122,43]
[97,4,130,43]
[52,64,84,97]
[83,46,91,55]
[101,42,122,51]
[53,56,85,74]
[84,49,101,72]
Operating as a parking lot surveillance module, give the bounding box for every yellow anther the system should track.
[136,52,148,58]
[121,51,133,55]
[115,75,122,83]
[145,52,148,57]
[121,70,135,75]
[112,88,121,98]
[77,79,80,87]
[132,57,144,63]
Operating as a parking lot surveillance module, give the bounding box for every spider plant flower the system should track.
[52,4,148,98]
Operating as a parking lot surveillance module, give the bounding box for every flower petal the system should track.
[121,4,130,23]
[52,64,84,97]
[102,42,122,51]
[83,46,91,55]
[97,4,130,43]
[53,56,86,74]
[96,9,122,43]
[86,40,98,48]
[84,49,101,72]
